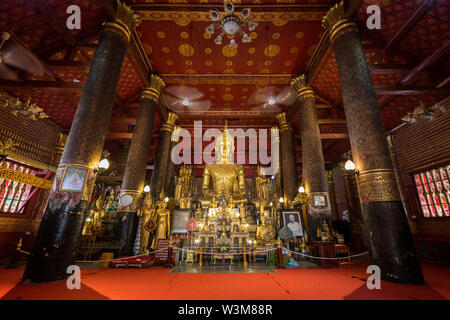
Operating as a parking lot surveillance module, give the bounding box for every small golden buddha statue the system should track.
[150,196,171,250]
[106,191,115,211]
[256,212,276,245]
[86,199,106,236]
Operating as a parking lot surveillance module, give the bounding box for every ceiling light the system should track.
[268,97,276,105]
[143,185,150,193]
[98,158,110,170]
[205,1,257,49]
[182,97,190,106]
[344,159,356,171]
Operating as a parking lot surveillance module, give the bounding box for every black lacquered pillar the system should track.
[163,126,181,198]
[22,1,141,283]
[291,75,332,241]
[115,75,165,256]
[150,112,178,201]
[275,112,298,207]
[323,1,423,284]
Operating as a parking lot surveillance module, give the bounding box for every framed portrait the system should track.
[60,165,88,192]
[171,209,192,234]
[282,211,304,237]
[312,194,328,208]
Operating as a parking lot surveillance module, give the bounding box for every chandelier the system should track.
[0,90,49,120]
[205,1,258,48]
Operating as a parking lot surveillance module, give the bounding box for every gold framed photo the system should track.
[60,165,88,192]
[312,194,327,208]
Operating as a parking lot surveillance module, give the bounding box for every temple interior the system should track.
[0,0,449,301]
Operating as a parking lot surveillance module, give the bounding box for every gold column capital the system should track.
[291,74,315,100]
[161,112,178,132]
[103,0,142,43]
[141,74,165,103]
[322,1,358,44]
[275,112,292,133]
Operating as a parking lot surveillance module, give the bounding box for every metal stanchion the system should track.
[164,236,174,268]
[276,237,286,269]
[199,246,203,266]
[243,245,248,268]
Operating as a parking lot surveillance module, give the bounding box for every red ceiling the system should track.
[0,0,448,161]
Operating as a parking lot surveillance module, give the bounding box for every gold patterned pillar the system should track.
[150,112,178,201]
[291,75,332,241]
[340,162,366,253]
[164,126,181,198]
[116,74,164,256]
[23,1,141,283]
[275,112,298,207]
[327,170,339,221]
[323,1,423,284]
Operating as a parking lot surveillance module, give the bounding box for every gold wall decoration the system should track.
[0,167,53,190]
[139,10,323,22]
[307,44,318,57]
[222,45,237,57]
[357,169,401,203]
[272,17,288,27]
[142,42,152,54]
[175,18,191,26]
[179,44,194,57]
[265,44,280,57]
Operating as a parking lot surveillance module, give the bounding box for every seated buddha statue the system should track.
[202,122,246,201]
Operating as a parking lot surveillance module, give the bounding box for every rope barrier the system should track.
[176,247,278,256]
[281,247,369,260]
[75,248,167,263]
[74,246,369,264]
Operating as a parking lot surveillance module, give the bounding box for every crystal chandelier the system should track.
[205,1,258,48]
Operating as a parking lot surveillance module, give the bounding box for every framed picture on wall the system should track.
[171,209,192,234]
[60,165,88,192]
[282,210,304,237]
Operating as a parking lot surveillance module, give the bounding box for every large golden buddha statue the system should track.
[202,122,246,200]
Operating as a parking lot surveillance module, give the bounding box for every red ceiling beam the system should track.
[34,0,77,46]
[0,79,83,92]
[130,3,330,13]
[400,40,450,85]
[375,0,437,62]
[374,85,450,96]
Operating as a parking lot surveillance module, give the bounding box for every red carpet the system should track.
[0,263,449,300]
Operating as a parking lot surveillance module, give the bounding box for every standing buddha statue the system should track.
[150,196,171,250]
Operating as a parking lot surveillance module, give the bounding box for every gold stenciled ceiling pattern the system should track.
[136,7,324,113]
